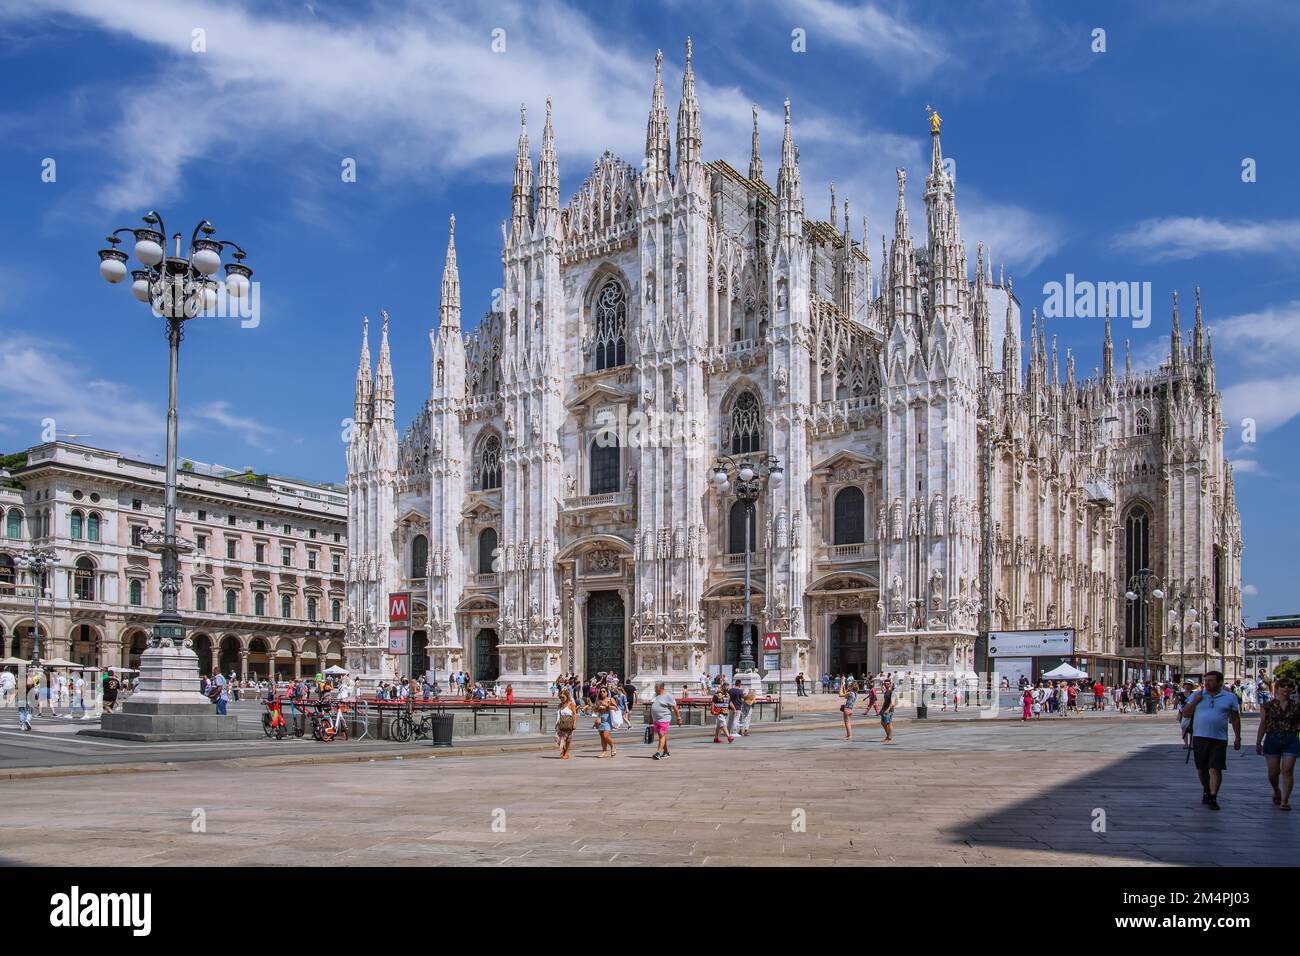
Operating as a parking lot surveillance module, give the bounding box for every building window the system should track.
[131,525,144,547]
[1135,409,1151,436]
[592,279,627,370]
[334,532,341,543]
[833,486,866,545]
[255,592,266,616]
[332,554,341,573]
[129,579,143,606]
[87,512,100,542]
[198,510,206,521]
[1124,505,1151,648]
[728,500,757,554]
[308,550,318,571]
[74,556,95,601]
[282,546,292,567]
[70,510,84,540]
[307,596,318,621]
[410,535,428,579]
[589,438,621,494]
[5,509,20,539]
[132,498,142,511]
[225,589,238,614]
[281,594,292,618]
[256,520,264,531]
[197,534,207,553]
[478,527,498,574]
[226,539,237,560]
[227,515,237,526]
[332,599,341,623]
[283,523,291,535]
[725,391,763,454]
[196,586,208,612]
[474,433,502,491]
[309,528,317,539]
[255,543,265,563]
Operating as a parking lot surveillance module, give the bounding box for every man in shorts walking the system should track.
[649,681,681,761]
[1181,670,1241,811]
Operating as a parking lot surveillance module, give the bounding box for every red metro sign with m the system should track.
[388,592,410,625]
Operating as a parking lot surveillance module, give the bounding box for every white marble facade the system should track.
[344,42,1243,693]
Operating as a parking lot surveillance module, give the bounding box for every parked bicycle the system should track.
[390,709,439,742]
[262,697,290,740]
[310,702,349,742]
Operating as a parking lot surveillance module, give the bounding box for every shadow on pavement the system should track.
[944,742,1295,865]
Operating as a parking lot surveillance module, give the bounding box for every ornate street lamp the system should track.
[1124,569,1164,687]
[15,548,57,666]
[1164,585,1199,682]
[98,212,252,652]
[93,212,251,741]
[710,454,783,674]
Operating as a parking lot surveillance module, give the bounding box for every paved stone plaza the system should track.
[0,714,1292,866]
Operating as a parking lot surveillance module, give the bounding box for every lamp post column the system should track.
[155,314,184,648]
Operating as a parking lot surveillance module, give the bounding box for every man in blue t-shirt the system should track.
[1180,671,1241,811]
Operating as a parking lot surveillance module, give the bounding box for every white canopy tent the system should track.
[1042,662,1089,681]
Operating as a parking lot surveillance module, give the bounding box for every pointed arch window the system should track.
[727,500,757,555]
[1135,409,1151,435]
[225,589,238,614]
[1123,505,1151,648]
[474,434,502,491]
[478,527,498,575]
[281,594,293,619]
[589,437,621,495]
[410,534,429,579]
[307,596,318,621]
[726,391,763,454]
[833,486,866,545]
[592,280,627,370]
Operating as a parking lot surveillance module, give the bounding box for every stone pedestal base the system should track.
[85,643,243,742]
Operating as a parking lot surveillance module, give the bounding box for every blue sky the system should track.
[0,0,1297,619]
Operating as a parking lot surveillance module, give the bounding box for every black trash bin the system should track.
[428,713,455,747]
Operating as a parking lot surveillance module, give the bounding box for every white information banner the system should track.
[987,629,1075,658]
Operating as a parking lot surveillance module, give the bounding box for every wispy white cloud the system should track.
[1114,216,1300,262]
[778,0,947,80]
[193,400,278,454]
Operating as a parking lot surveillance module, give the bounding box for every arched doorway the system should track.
[585,590,625,679]
[69,624,97,666]
[247,638,270,680]
[828,614,868,677]
[218,636,241,677]
[411,630,428,680]
[474,629,499,683]
[191,634,214,676]
[124,629,149,671]
[724,621,751,674]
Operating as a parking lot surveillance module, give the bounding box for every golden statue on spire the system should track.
[926,104,942,135]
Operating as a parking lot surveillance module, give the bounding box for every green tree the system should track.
[1272,659,1300,684]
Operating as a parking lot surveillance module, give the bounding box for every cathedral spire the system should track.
[354,315,372,427]
[510,104,533,238]
[675,37,701,176]
[1102,308,1115,390]
[645,50,671,187]
[373,310,394,424]
[776,98,803,242]
[536,97,560,231]
[748,104,763,182]
[1125,337,1132,378]
[1001,278,1019,392]
[1193,284,1205,366]
[830,181,837,230]
[1170,290,1184,372]
[894,166,909,239]
[439,214,460,331]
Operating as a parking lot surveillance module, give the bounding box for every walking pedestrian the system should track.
[212,669,229,716]
[649,681,681,761]
[795,672,806,697]
[1021,687,1033,722]
[865,681,879,716]
[712,683,734,744]
[1181,670,1242,811]
[879,679,896,743]
[727,681,746,737]
[820,672,831,695]
[593,687,617,757]
[1256,677,1299,810]
[17,669,36,731]
[554,689,577,759]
